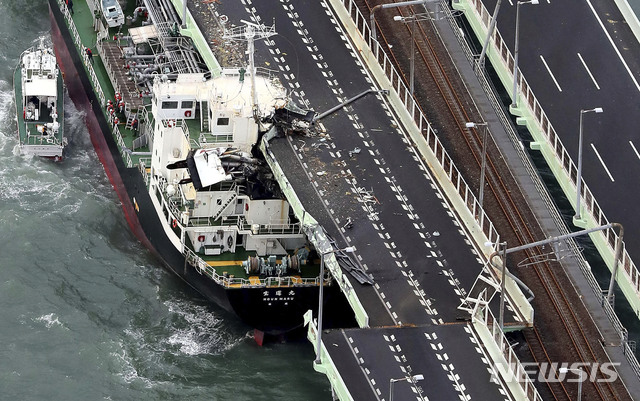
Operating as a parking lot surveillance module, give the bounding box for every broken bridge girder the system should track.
[313,89,389,121]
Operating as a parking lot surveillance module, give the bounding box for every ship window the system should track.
[181,101,194,109]
[162,101,179,109]
[216,117,230,126]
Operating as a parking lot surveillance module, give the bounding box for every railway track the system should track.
[354,0,626,399]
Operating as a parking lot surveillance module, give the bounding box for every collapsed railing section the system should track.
[472,290,544,401]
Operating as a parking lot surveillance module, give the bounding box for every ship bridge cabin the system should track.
[148,70,305,270]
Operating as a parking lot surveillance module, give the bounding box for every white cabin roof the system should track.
[24,77,56,97]
[153,69,286,118]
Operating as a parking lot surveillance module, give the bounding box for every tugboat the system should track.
[14,39,66,160]
[48,0,351,341]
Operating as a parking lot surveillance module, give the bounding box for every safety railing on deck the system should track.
[112,124,133,167]
[334,0,501,248]
[138,157,152,187]
[58,0,138,171]
[456,0,640,299]
[184,248,318,288]
[57,0,106,107]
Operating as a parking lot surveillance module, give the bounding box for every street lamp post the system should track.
[574,107,603,222]
[466,122,489,208]
[314,246,355,365]
[511,0,539,108]
[389,374,424,401]
[370,0,430,43]
[393,13,431,96]
[559,367,584,401]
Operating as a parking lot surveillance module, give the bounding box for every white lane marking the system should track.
[630,141,640,162]
[585,0,640,93]
[591,143,615,182]
[539,55,562,92]
[577,53,600,90]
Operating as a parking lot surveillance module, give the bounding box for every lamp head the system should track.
[559,367,568,373]
[343,246,355,253]
[594,107,603,113]
[465,122,476,128]
[531,0,539,4]
[412,374,424,381]
[393,15,403,21]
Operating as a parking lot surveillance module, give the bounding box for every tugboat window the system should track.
[216,117,230,126]
[181,101,193,109]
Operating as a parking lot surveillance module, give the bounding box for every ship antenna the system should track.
[223,20,276,121]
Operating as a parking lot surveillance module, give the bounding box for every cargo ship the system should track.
[48,0,350,341]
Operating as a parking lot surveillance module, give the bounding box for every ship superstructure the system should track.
[48,0,348,337]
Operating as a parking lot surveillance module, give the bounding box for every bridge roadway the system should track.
[204,0,526,399]
[477,0,640,291]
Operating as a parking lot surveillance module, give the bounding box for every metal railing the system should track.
[457,0,640,299]
[111,124,133,167]
[57,0,106,107]
[184,248,318,288]
[138,157,152,187]
[451,0,640,377]
[472,294,544,401]
[335,0,501,248]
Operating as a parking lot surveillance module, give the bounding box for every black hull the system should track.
[48,1,352,335]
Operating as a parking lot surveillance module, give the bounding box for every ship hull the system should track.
[48,1,351,335]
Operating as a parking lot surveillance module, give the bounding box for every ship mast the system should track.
[223,20,276,120]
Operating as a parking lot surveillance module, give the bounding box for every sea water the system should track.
[0,1,329,399]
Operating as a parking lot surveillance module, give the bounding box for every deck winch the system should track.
[243,254,301,276]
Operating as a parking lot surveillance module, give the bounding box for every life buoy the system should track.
[172,219,177,228]
[184,110,192,118]
[226,235,234,249]
[167,119,176,128]
[198,235,205,242]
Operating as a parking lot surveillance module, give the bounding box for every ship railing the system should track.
[222,66,281,82]
[198,132,233,147]
[112,123,133,167]
[184,248,317,288]
[24,132,64,147]
[138,157,153,187]
[160,118,190,143]
[57,0,106,107]
[236,216,302,236]
[333,0,501,248]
